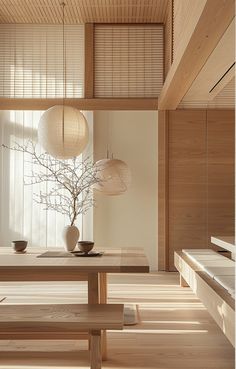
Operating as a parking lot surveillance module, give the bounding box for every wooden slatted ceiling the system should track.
[0,0,169,24]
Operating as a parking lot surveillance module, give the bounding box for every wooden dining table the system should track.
[0,247,149,359]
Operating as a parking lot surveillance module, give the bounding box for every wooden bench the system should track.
[0,303,124,369]
[175,250,235,347]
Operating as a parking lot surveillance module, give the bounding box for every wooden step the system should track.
[0,303,124,334]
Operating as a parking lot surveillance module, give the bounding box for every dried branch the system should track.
[2,141,102,226]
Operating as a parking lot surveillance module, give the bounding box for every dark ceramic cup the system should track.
[12,240,28,252]
[78,241,94,254]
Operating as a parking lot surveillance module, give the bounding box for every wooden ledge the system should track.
[0,98,158,111]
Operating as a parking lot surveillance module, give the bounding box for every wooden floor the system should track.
[0,272,234,369]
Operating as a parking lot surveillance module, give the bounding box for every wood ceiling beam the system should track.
[0,98,158,111]
[158,0,235,110]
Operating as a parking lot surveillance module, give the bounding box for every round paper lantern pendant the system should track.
[94,158,131,196]
[38,105,89,159]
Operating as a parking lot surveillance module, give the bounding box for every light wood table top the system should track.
[0,247,149,281]
[0,247,149,271]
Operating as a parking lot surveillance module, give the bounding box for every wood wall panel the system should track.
[207,110,235,248]
[168,110,207,270]
[158,109,235,271]
[158,111,169,270]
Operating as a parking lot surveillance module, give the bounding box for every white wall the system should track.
[93,111,158,270]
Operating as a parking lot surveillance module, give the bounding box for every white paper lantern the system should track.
[94,158,131,195]
[38,105,89,159]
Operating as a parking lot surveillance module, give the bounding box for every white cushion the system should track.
[183,249,216,255]
[183,249,235,271]
[188,254,223,261]
[214,275,235,295]
[204,266,235,278]
[181,248,235,299]
[201,259,235,269]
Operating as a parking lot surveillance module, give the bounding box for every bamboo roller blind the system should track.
[0,24,84,98]
[94,24,164,98]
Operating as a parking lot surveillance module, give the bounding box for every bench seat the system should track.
[203,266,235,278]
[175,250,235,347]
[0,303,124,369]
[182,249,235,296]
[214,275,235,296]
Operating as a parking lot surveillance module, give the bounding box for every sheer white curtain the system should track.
[0,110,93,248]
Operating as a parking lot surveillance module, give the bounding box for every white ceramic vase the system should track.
[62,225,80,252]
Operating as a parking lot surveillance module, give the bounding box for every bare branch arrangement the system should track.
[2,141,102,226]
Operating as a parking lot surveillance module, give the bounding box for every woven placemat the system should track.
[37,251,103,258]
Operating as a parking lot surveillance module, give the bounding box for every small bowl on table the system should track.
[12,240,28,253]
[78,241,94,254]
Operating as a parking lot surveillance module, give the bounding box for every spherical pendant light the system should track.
[37,3,89,160]
[94,158,131,196]
[38,105,89,159]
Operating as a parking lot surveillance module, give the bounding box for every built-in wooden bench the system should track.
[175,250,235,347]
[0,303,124,369]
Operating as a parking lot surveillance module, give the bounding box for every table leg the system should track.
[88,272,108,360]
[88,273,99,304]
[99,273,107,360]
[99,273,107,303]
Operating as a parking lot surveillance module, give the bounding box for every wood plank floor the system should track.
[0,272,234,369]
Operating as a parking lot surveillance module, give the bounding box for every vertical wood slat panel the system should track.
[168,110,207,271]
[158,111,169,270]
[94,24,164,98]
[158,109,235,271]
[207,110,235,248]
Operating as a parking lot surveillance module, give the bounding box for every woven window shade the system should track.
[94,24,163,98]
[0,24,84,98]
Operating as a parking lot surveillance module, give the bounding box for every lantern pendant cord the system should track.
[62,2,66,144]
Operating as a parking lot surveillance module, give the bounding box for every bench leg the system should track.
[88,273,107,362]
[90,330,101,369]
[180,275,189,287]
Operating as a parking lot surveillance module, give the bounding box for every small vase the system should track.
[62,225,80,252]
